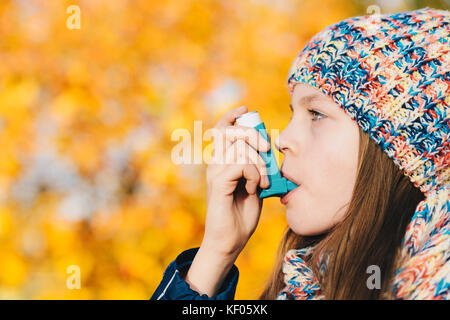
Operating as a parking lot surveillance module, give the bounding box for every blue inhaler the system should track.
[235,110,299,199]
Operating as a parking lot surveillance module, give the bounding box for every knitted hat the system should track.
[278,7,449,300]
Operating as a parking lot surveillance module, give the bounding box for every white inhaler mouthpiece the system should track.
[236,110,262,127]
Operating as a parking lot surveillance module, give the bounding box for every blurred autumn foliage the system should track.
[0,0,446,299]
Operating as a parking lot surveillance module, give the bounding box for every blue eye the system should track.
[308,109,325,121]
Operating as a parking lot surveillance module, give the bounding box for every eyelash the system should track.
[308,109,325,121]
[290,109,325,122]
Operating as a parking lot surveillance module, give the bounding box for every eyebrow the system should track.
[289,94,326,111]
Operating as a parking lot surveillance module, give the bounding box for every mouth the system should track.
[280,169,300,187]
[280,169,301,205]
[280,186,300,205]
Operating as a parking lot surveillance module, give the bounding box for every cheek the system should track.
[309,126,358,196]
[302,134,340,191]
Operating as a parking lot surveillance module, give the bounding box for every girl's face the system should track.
[275,83,360,236]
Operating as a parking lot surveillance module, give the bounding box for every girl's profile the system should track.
[151,7,449,300]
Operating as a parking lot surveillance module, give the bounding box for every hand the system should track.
[202,106,270,258]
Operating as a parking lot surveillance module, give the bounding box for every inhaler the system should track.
[235,109,298,199]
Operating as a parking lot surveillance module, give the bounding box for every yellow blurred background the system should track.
[0,0,447,299]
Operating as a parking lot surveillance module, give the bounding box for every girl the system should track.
[151,7,449,300]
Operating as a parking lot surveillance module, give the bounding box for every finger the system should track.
[225,140,269,188]
[212,125,271,164]
[223,125,271,154]
[242,165,260,195]
[214,106,248,129]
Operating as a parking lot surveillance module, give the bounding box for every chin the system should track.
[286,208,309,236]
[286,207,330,237]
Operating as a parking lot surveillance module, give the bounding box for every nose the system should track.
[274,129,290,154]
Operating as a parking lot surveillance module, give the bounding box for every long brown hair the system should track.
[259,126,425,299]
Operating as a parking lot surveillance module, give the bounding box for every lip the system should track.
[280,186,301,205]
[280,169,301,186]
[280,169,301,205]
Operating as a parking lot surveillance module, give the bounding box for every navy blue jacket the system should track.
[150,247,240,300]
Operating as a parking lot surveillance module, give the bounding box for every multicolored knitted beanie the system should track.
[277,7,449,300]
